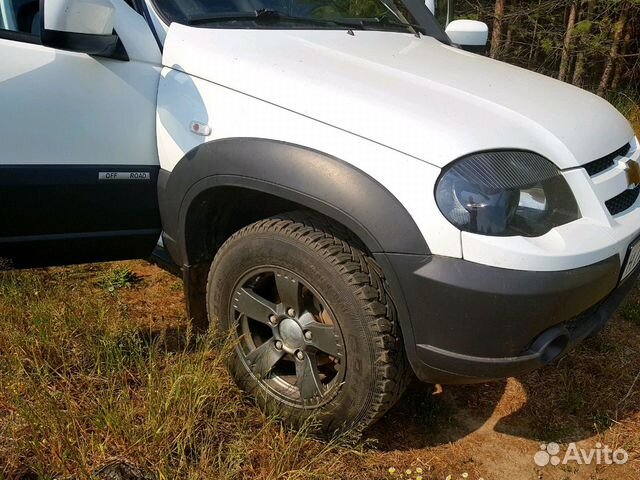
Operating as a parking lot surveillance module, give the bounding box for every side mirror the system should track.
[41,0,121,58]
[445,19,489,53]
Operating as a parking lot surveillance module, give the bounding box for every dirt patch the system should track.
[0,261,638,479]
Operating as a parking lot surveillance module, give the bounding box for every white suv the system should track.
[1,0,639,434]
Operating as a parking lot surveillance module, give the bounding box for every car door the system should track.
[0,0,162,268]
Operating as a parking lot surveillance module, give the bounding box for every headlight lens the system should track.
[435,151,580,236]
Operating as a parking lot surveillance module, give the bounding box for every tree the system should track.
[490,0,506,59]
[527,0,544,68]
[456,0,639,95]
[571,0,596,87]
[559,1,579,82]
[598,6,629,96]
[611,23,633,90]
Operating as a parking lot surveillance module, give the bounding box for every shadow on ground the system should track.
[367,311,640,456]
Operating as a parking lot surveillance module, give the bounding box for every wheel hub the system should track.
[231,267,345,407]
[278,318,305,351]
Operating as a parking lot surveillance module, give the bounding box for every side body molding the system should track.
[158,138,430,266]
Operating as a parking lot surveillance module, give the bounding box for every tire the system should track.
[206,211,411,435]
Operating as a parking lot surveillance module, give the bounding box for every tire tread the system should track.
[210,211,411,431]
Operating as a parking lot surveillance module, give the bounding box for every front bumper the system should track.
[380,253,637,384]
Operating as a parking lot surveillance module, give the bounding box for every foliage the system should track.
[455,0,640,96]
[98,267,141,292]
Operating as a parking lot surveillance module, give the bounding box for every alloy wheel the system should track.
[231,267,346,408]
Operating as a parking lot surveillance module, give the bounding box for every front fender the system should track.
[159,137,429,262]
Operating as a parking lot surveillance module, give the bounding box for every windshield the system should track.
[152,0,424,34]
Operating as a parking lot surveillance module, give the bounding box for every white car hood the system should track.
[163,25,634,169]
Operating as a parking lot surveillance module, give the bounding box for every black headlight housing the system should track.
[435,151,580,237]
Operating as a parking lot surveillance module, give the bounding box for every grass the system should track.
[622,301,640,326]
[1,262,639,479]
[98,267,142,292]
[0,264,361,479]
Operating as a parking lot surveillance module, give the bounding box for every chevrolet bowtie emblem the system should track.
[625,160,640,189]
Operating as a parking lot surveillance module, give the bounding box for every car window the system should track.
[0,0,41,37]
[152,0,421,34]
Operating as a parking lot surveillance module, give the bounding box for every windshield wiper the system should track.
[187,9,366,30]
[361,18,418,33]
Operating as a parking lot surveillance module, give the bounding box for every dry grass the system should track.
[630,105,640,137]
[608,91,640,137]
[0,263,359,479]
[0,261,639,480]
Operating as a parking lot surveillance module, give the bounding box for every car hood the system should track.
[163,25,634,169]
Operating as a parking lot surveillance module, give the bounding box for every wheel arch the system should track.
[158,138,430,368]
[159,138,430,267]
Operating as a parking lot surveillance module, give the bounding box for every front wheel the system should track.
[206,212,411,435]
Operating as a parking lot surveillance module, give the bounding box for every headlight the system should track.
[435,151,580,237]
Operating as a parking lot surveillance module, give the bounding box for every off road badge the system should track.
[98,172,150,181]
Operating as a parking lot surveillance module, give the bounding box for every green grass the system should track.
[0,266,360,479]
[622,296,640,326]
[98,267,142,292]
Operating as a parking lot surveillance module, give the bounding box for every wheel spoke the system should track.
[233,287,277,324]
[304,323,341,357]
[275,272,303,314]
[295,352,323,400]
[245,341,284,378]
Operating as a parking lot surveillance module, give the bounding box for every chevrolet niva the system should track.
[1,0,639,434]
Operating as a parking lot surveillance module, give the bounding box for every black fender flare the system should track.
[159,138,429,260]
[158,138,431,369]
